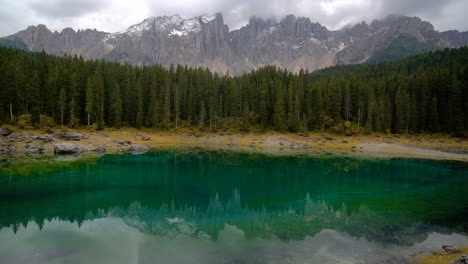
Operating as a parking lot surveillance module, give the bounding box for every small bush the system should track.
[57,126,70,133]
[1,124,17,132]
[89,123,98,131]
[330,121,363,135]
[16,114,32,129]
[248,124,265,133]
[220,118,244,132]
[324,116,334,128]
[332,123,344,133]
[69,117,80,128]
[39,115,56,128]
[350,127,363,135]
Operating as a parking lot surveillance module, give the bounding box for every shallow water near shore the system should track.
[0,151,467,263]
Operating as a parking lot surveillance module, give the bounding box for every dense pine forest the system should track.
[0,46,467,135]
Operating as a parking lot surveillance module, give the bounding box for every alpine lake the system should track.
[1,150,467,264]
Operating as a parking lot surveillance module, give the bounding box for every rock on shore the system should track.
[128,144,150,154]
[54,143,84,154]
[0,128,12,136]
[53,130,86,141]
[450,255,468,264]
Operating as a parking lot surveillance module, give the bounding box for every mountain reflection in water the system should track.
[1,151,467,263]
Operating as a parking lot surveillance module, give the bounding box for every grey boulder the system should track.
[94,146,106,153]
[32,134,55,142]
[54,143,84,154]
[53,130,85,141]
[128,144,149,154]
[227,142,241,147]
[450,255,468,264]
[0,128,12,136]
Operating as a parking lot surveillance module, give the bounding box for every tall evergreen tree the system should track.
[58,88,67,126]
[135,78,144,127]
[0,46,466,135]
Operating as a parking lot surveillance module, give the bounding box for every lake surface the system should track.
[0,151,467,264]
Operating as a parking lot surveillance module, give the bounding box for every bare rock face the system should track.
[1,14,467,75]
[229,15,336,73]
[54,143,84,154]
[334,16,450,64]
[8,25,109,60]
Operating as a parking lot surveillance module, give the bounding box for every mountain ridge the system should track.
[1,13,467,75]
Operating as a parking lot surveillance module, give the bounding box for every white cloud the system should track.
[0,0,466,37]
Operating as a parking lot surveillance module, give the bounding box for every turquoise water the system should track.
[0,151,467,263]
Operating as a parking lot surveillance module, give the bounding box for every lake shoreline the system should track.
[1,128,467,164]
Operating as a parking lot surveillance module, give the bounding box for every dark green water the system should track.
[0,151,467,264]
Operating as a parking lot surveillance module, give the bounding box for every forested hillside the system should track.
[0,47,467,135]
[366,35,440,64]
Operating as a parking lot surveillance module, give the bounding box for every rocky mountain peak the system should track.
[61,27,76,34]
[33,24,49,31]
[117,13,221,38]
[1,13,467,75]
[22,24,51,35]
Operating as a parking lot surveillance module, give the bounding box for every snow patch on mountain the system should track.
[328,42,347,53]
[111,14,218,38]
[102,34,116,50]
[201,14,217,23]
[101,14,218,47]
[309,38,321,45]
[337,42,346,51]
[168,17,202,37]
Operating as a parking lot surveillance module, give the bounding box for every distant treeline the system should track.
[0,46,467,135]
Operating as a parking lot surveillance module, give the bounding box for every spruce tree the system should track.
[58,88,67,126]
[273,80,287,131]
[135,79,144,127]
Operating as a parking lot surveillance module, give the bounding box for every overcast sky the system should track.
[1,0,467,37]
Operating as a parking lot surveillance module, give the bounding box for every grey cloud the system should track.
[218,0,467,31]
[145,0,467,31]
[0,0,467,37]
[379,0,458,16]
[28,0,107,18]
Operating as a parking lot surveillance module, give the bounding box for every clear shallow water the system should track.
[0,151,468,264]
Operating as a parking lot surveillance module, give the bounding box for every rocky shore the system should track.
[413,245,468,264]
[0,128,467,163]
[0,128,151,158]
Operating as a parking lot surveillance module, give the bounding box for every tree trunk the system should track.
[88,113,90,126]
[61,105,64,126]
[357,107,361,127]
[214,113,218,130]
[175,88,178,130]
[210,113,212,131]
[70,100,74,126]
[9,103,13,121]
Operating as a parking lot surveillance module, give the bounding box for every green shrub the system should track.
[16,114,32,129]
[69,117,80,128]
[331,121,363,135]
[39,115,56,128]
[1,124,17,132]
[220,118,244,132]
